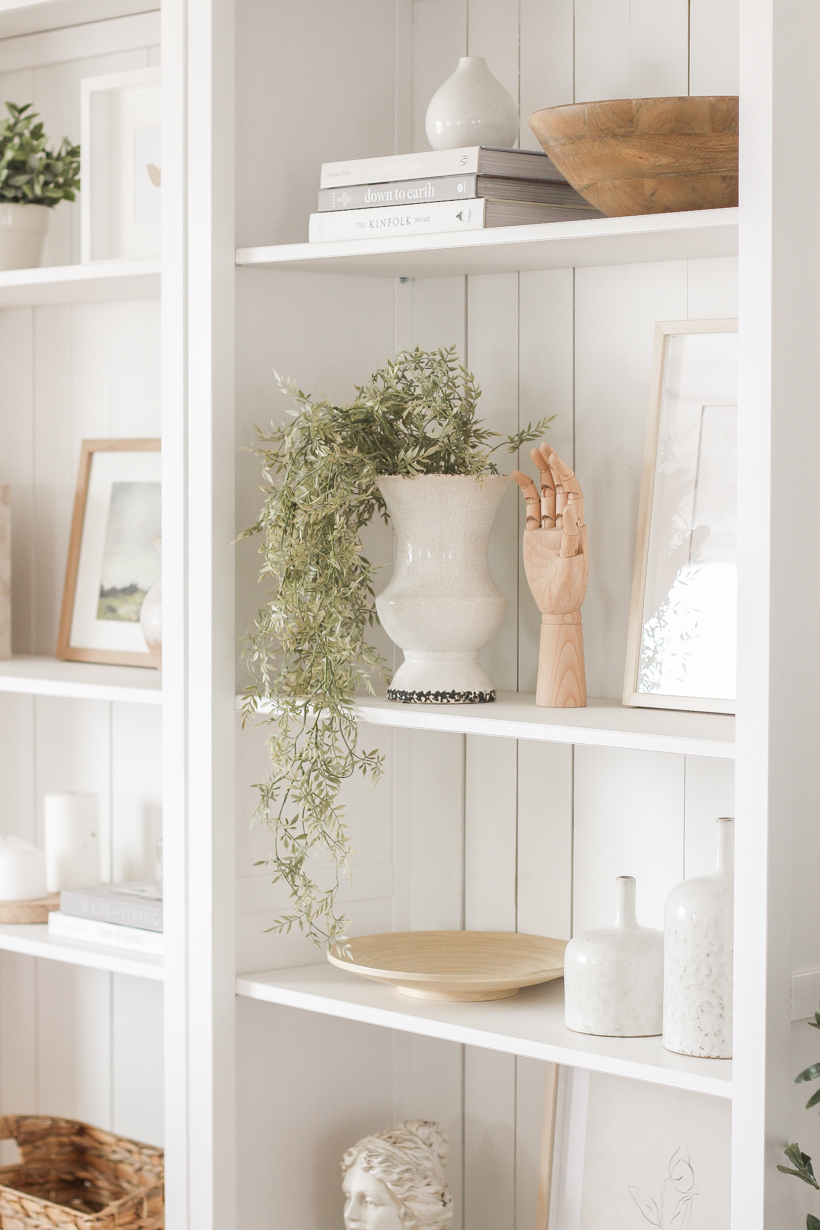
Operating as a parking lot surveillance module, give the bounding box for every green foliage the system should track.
[780,1003,820,1228]
[243,346,554,946]
[0,103,80,207]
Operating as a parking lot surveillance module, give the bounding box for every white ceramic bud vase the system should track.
[425,57,519,151]
[375,474,510,703]
[663,817,734,1059]
[564,876,664,1037]
[139,536,162,670]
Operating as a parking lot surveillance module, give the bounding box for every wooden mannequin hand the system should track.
[512,443,588,706]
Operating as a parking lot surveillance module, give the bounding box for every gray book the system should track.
[59,881,163,932]
[318,174,592,213]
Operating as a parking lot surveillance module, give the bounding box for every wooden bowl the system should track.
[528,96,738,217]
[328,930,567,1001]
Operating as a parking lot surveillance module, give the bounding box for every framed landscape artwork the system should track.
[623,319,739,715]
[57,439,161,667]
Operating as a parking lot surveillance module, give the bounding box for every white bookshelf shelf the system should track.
[236,208,738,279]
[0,923,163,980]
[0,656,162,704]
[0,260,160,307]
[237,963,732,1098]
[244,692,734,758]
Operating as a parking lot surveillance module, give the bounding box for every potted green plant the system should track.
[243,346,553,946]
[0,102,80,270]
[778,1000,820,1228]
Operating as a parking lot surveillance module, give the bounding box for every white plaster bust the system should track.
[341,1120,452,1230]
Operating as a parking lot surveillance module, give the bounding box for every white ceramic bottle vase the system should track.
[663,816,734,1059]
[564,876,664,1036]
[425,57,519,151]
[375,474,510,703]
[139,535,162,669]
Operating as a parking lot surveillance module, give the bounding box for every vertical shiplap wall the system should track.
[0,18,164,1146]
[234,0,739,1225]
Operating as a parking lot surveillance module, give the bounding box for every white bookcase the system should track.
[0,0,814,1227]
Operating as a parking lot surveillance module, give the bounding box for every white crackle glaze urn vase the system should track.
[425,57,519,151]
[564,875,664,1037]
[376,474,510,703]
[0,203,49,270]
[663,816,734,1058]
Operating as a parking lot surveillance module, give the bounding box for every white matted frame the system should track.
[623,319,739,715]
[56,438,161,666]
[80,66,161,263]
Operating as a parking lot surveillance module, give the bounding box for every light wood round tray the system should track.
[0,894,59,924]
[328,930,567,1001]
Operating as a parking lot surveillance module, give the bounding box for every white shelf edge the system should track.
[0,923,163,980]
[236,967,732,1099]
[0,259,160,306]
[235,208,738,279]
[0,656,162,704]
[238,692,735,758]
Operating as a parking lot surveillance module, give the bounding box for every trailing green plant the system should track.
[0,102,80,206]
[242,346,554,947]
[778,1000,820,1229]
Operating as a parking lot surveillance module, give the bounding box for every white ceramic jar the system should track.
[564,876,664,1036]
[0,203,49,270]
[0,836,47,901]
[375,474,510,703]
[663,817,734,1059]
[425,57,519,151]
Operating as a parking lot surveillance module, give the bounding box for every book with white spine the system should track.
[308,197,604,243]
[320,146,566,189]
[48,910,164,955]
[318,174,593,212]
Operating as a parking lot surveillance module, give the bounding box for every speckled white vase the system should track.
[663,817,734,1059]
[425,57,519,151]
[376,475,510,703]
[564,876,663,1037]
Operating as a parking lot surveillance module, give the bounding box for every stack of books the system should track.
[310,145,604,242]
[48,881,163,956]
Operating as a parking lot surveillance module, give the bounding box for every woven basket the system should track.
[0,1116,163,1229]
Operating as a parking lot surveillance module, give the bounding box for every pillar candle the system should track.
[0,836,46,901]
[44,793,100,892]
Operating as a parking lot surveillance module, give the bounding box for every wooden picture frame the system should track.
[623,319,738,715]
[57,439,161,667]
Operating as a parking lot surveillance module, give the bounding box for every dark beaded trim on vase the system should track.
[387,688,497,705]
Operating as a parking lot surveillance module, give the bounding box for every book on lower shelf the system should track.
[49,910,164,955]
[309,197,604,243]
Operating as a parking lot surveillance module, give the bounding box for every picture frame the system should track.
[623,319,739,715]
[57,440,161,667]
[80,66,161,263]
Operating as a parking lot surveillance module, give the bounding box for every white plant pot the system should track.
[564,876,664,1037]
[425,57,519,151]
[0,203,50,270]
[663,816,734,1058]
[376,474,511,703]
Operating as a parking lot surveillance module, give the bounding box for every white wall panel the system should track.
[236,998,395,1230]
[517,740,573,940]
[0,308,34,653]
[684,756,735,880]
[393,1033,465,1230]
[466,271,519,691]
[464,1048,516,1230]
[111,703,162,884]
[465,735,516,931]
[574,746,684,932]
[689,0,739,95]
[112,975,164,1145]
[467,0,519,111]
[574,0,631,103]
[519,0,574,147]
[628,0,688,96]
[515,1056,549,1230]
[687,256,739,319]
